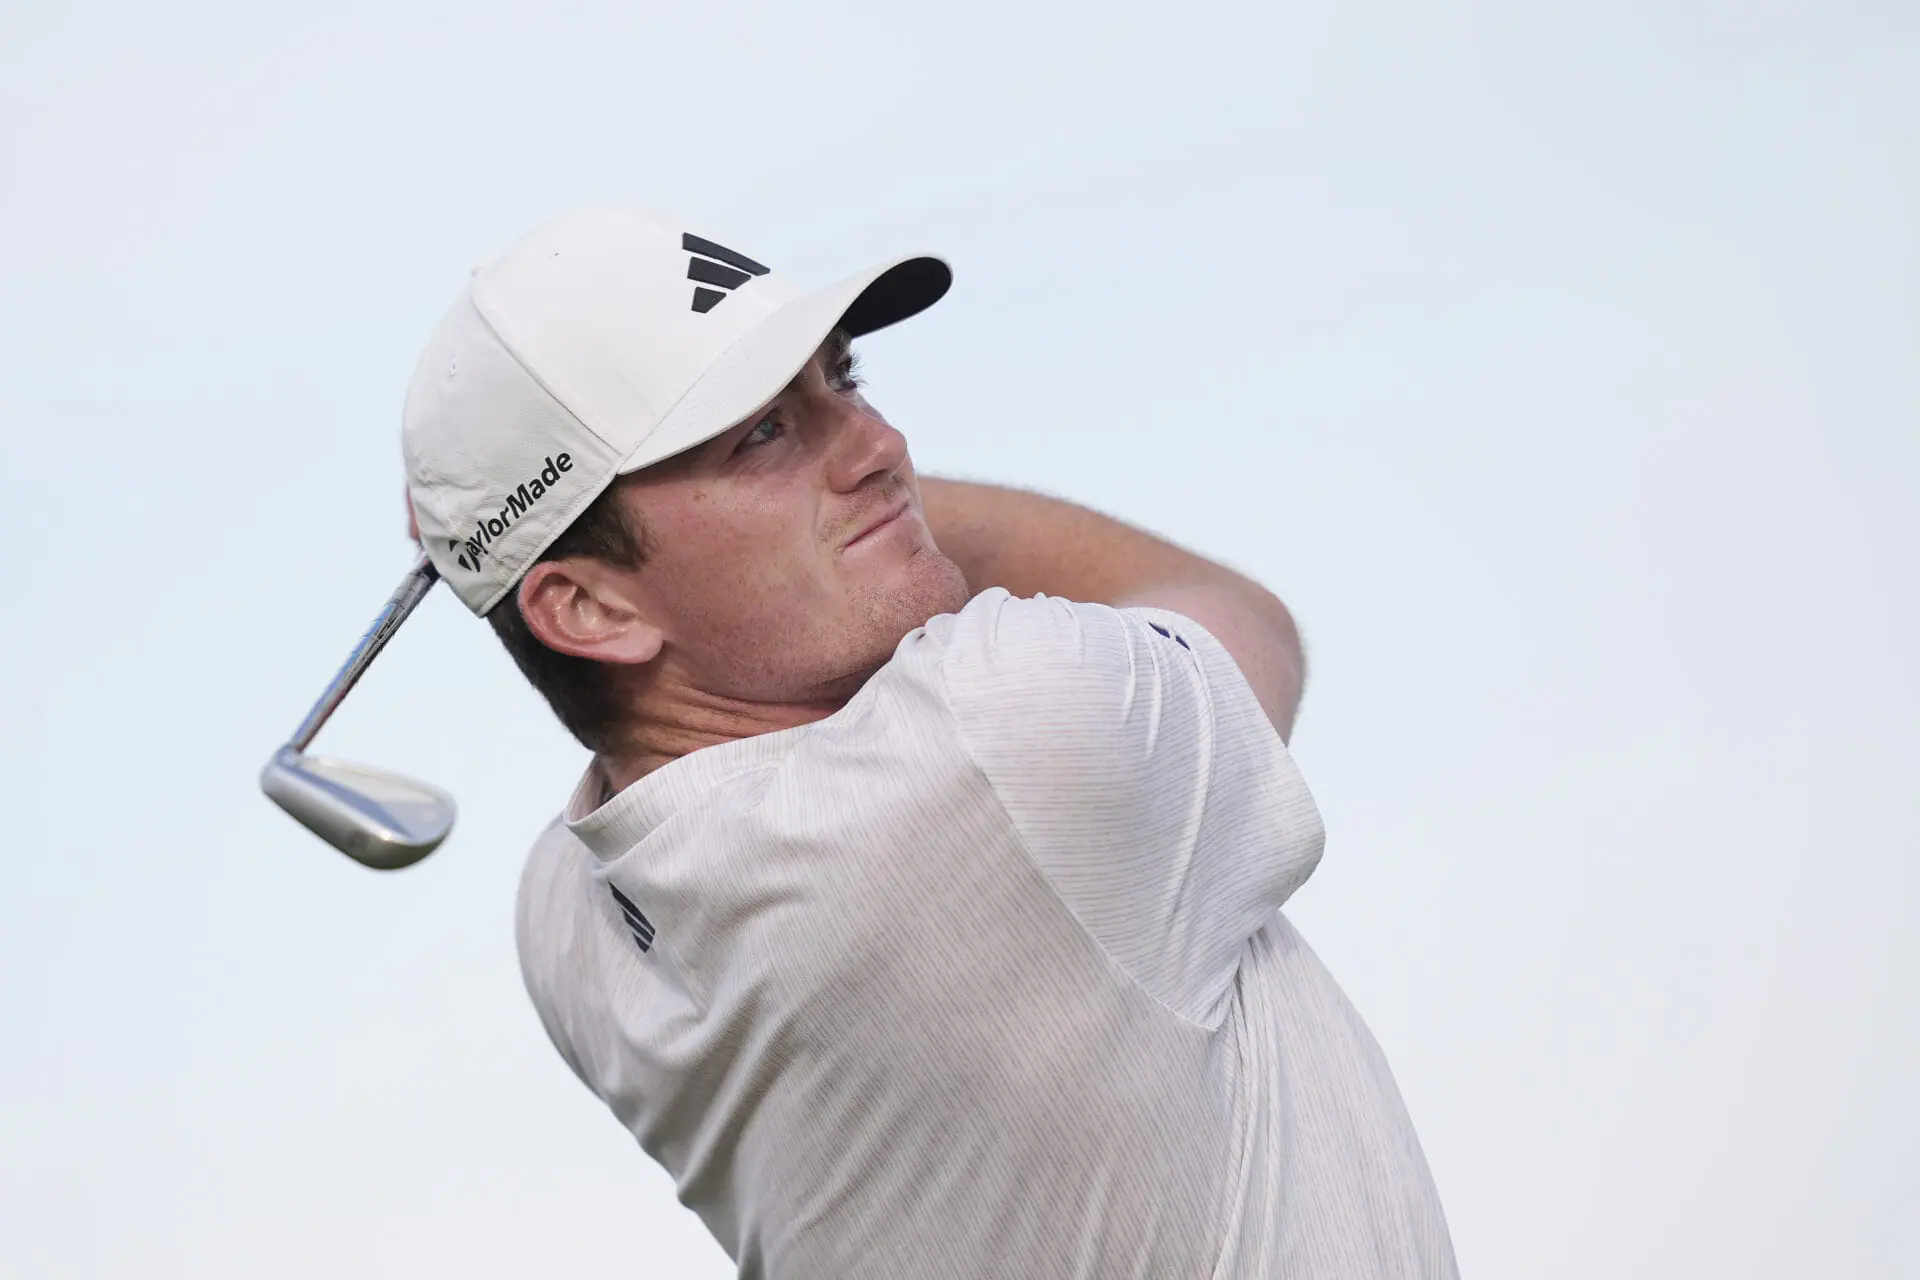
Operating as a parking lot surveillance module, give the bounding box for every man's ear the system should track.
[516,559,664,666]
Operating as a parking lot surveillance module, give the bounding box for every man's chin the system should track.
[860,547,971,639]
[898,546,973,622]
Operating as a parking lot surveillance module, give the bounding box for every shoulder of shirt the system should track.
[515,816,599,1003]
[912,586,1108,672]
[513,815,610,1089]
[913,586,1213,704]
[902,589,1237,802]
[519,812,591,904]
[916,585,1216,650]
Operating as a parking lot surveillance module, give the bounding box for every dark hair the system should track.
[486,482,649,753]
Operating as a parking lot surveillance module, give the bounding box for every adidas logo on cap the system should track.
[684,232,770,314]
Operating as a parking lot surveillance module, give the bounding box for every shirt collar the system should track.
[563,720,819,862]
[562,625,922,861]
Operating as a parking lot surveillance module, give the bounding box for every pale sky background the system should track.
[1,1,1914,1276]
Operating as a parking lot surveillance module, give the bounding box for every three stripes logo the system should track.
[1146,620,1192,651]
[684,232,770,314]
[608,884,656,954]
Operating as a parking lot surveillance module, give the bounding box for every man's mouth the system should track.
[844,499,910,548]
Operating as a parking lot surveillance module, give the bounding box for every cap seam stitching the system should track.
[453,284,625,615]
[465,281,623,452]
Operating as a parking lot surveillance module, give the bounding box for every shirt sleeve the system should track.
[935,589,1326,1029]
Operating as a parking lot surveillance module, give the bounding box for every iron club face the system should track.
[261,747,455,871]
[261,556,456,870]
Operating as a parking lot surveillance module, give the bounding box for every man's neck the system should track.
[593,674,852,798]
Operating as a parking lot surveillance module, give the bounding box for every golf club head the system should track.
[261,746,456,870]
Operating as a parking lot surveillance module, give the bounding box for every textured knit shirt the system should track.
[516,589,1457,1278]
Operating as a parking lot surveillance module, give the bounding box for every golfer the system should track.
[401,209,1457,1277]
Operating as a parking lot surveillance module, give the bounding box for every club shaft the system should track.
[287,555,440,753]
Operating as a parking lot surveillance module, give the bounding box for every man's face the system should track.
[613,332,970,703]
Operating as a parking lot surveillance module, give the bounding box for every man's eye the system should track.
[737,415,785,451]
[830,353,865,392]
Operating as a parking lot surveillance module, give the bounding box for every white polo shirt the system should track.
[516,589,1457,1278]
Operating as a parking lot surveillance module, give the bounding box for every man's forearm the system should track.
[918,477,1306,737]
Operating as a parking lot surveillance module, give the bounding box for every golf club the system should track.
[260,555,455,870]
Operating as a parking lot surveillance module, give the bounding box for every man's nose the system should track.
[822,396,908,494]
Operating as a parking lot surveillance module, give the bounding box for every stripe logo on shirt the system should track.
[1147,620,1192,651]
[608,884,656,954]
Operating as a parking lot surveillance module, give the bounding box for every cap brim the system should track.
[617,254,950,475]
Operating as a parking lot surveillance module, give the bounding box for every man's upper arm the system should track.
[937,590,1325,1027]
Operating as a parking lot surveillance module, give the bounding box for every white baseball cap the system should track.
[401,208,951,615]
